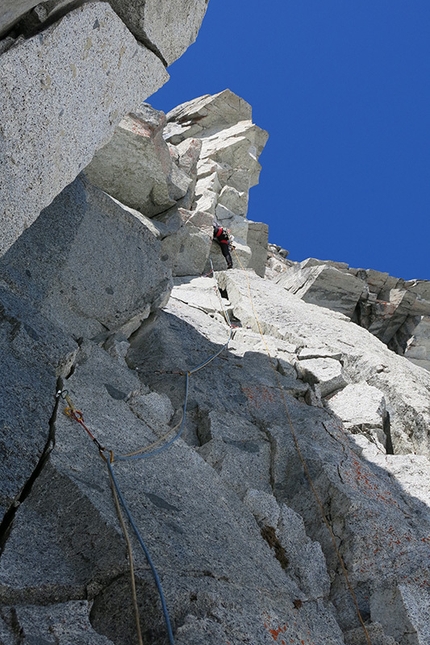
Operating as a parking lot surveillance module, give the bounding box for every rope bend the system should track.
[59,268,234,645]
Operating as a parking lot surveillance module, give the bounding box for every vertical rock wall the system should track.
[0,0,210,257]
[85,90,270,276]
[1,3,429,643]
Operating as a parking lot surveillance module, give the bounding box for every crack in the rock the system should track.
[0,377,62,555]
[260,525,289,570]
[261,425,276,493]
[6,0,169,67]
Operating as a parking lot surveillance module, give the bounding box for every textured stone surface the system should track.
[164,90,269,272]
[84,106,192,218]
[170,275,227,316]
[219,270,430,457]
[326,382,386,430]
[164,90,253,144]
[1,266,430,643]
[2,73,430,644]
[268,254,430,373]
[277,260,365,318]
[0,286,76,520]
[368,289,417,344]
[326,382,388,450]
[128,278,430,643]
[246,220,269,277]
[403,315,430,370]
[296,356,347,397]
[157,208,213,276]
[0,2,168,256]
[0,601,115,645]
[0,176,172,339]
[2,0,209,67]
[0,340,345,644]
[110,0,209,65]
[199,120,268,190]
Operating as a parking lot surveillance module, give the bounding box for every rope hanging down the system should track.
[59,271,234,645]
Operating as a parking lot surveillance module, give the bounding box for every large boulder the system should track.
[276,258,365,319]
[84,106,192,218]
[0,2,168,256]
[109,0,210,65]
[0,176,172,339]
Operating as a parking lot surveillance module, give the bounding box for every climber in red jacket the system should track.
[213,224,233,269]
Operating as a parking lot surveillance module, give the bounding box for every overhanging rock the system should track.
[84,106,192,218]
[109,0,210,66]
[276,259,365,319]
[0,2,168,257]
[0,176,172,339]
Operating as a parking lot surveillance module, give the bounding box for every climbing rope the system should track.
[231,249,373,645]
[59,270,234,645]
[106,454,144,645]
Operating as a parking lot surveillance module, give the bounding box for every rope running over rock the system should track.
[59,269,234,645]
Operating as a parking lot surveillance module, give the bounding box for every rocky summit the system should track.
[0,4,429,645]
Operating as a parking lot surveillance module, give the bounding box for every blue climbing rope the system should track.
[106,458,175,645]
[62,270,234,645]
[116,371,189,462]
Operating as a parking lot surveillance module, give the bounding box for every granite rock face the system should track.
[110,0,210,66]
[269,252,430,372]
[0,176,172,339]
[84,89,269,276]
[0,288,76,521]
[84,106,192,218]
[1,41,429,642]
[2,262,429,644]
[164,90,269,273]
[0,0,210,257]
[0,2,169,257]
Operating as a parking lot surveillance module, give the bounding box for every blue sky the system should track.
[150,0,430,281]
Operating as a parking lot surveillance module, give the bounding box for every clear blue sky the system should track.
[150,0,430,281]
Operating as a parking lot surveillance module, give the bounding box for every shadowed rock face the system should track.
[0,176,173,339]
[0,0,40,36]
[1,51,430,644]
[2,260,429,644]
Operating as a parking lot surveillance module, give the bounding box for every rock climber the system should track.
[213,223,233,269]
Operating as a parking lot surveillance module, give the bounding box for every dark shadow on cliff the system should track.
[126,305,430,640]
